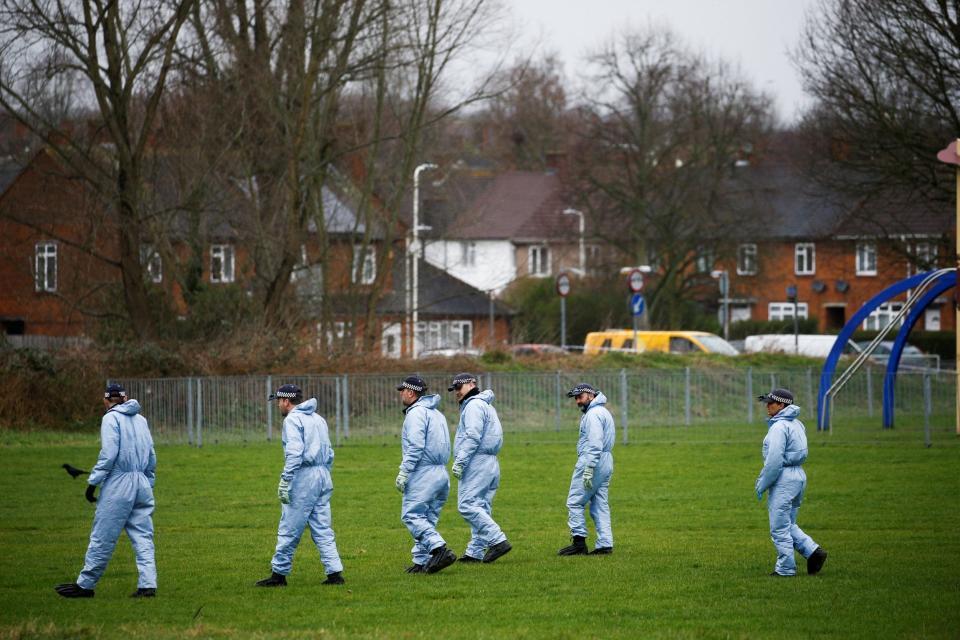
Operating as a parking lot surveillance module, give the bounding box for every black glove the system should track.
[85,485,97,503]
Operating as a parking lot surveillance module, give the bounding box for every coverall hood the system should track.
[292,398,318,415]
[581,391,607,413]
[412,394,441,411]
[470,389,495,405]
[110,399,142,416]
[768,403,801,425]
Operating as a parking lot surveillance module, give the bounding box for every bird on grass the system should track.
[62,464,88,479]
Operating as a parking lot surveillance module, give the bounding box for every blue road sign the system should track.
[630,293,645,317]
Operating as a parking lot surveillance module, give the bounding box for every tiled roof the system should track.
[376,257,514,318]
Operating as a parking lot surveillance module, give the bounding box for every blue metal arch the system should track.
[817,270,949,430]
[882,272,956,428]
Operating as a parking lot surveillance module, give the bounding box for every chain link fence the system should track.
[115,366,957,446]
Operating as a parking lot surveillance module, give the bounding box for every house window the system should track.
[322,321,354,350]
[381,322,402,358]
[863,302,903,331]
[855,242,877,276]
[529,245,550,277]
[914,242,938,271]
[414,320,473,352]
[34,242,57,292]
[795,243,815,275]
[290,244,308,282]
[768,302,809,321]
[695,247,715,273]
[587,244,602,273]
[210,244,235,283]
[352,244,376,284]
[737,244,757,276]
[461,241,477,267]
[140,244,162,283]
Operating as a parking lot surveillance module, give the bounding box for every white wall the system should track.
[423,239,516,294]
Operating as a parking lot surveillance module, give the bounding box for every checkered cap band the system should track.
[275,391,298,398]
[448,373,477,391]
[759,388,794,404]
[399,381,425,392]
[567,383,597,398]
[104,383,126,398]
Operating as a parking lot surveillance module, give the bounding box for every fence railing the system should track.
[115,367,957,446]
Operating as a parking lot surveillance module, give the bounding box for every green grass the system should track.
[1,424,958,639]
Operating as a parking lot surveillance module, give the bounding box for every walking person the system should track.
[395,376,457,574]
[448,373,511,564]
[558,383,615,556]
[256,384,344,586]
[55,383,157,598]
[755,388,828,577]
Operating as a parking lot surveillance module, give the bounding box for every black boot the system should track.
[54,583,94,598]
[425,545,457,574]
[322,572,345,585]
[405,563,425,574]
[589,547,613,555]
[807,547,828,575]
[458,555,482,563]
[255,572,287,587]
[558,536,588,556]
[482,540,513,563]
[130,588,156,598]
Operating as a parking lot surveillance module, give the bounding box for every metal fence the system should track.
[115,366,958,447]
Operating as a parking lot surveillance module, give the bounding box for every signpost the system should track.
[627,270,645,353]
[935,139,960,435]
[556,272,571,350]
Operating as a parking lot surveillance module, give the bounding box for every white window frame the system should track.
[695,247,715,274]
[768,302,809,321]
[914,242,938,270]
[290,244,308,282]
[461,241,477,267]
[34,242,57,292]
[140,244,163,283]
[210,244,235,283]
[352,244,376,285]
[414,320,473,353]
[528,245,551,277]
[736,243,757,276]
[381,322,402,358]
[863,302,903,331]
[855,241,877,276]
[794,243,815,276]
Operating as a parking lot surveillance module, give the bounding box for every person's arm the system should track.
[453,402,484,468]
[399,408,426,474]
[280,416,304,482]
[87,414,120,486]
[145,432,157,488]
[755,426,786,496]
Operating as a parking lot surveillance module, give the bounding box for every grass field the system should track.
[1,423,958,639]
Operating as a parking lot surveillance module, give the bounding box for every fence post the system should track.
[866,366,874,417]
[265,375,273,441]
[555,370,561,432]
[923,372,932,448]
[341,374,350,438]
[335,376,342,447]
[620,368,629,444]
[746,367,754,423]
[186,377,194,446]
[684,367,691,426]
[196,378,203,448]
[806,368,814,410]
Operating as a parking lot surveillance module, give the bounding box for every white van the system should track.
[744,334,859,358]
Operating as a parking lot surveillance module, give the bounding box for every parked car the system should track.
[509,343,567,356]
[419,347,483,358]
[856,341,937,369]
[744,334,858,358]
[583,330,739,356]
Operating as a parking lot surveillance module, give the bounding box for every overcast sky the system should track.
[501,0,821,124]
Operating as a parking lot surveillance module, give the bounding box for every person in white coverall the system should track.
[256,383,344,587]
[558,382,615,556]
[55,383,157,599]
[447,372,512,564]
[395,375,457,575]
[755,388,828,577]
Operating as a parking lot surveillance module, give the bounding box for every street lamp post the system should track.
[562,208,585,275]
[410,163,437,359]
[711,269,730,341]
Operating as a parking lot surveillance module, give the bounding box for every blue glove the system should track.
[756,489,763,502]
[395,470,408,493]
[451,463,464,479]
[278,478,290,504]
[583,466,595,490]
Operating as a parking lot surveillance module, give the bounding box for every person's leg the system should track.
[788,475,818,559]
[123,480,157,589]
[589,485,613,550]
[459,458,505,559]
[271,502,310,575]
[566,466,589,538]
[77,478,134,590]
[768,480,798,575]
[401,469,445,566]
[307,481,344,575]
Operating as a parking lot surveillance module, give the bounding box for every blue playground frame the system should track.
[816,270,956,431]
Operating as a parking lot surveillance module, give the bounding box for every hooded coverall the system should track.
[566,392,615,550]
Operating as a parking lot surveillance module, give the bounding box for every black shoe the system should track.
[482,540,512,563]
[322,572,345,585]
[130,588,156,598]
[255,572,287,587]
[458,555,482,563]
[807,547,828,575]
[558,536,588,556]
[54,583,94,598]
[769,571,793,577]
[589,547,613,555]
[405,563,425,574]
[425,545,457,574]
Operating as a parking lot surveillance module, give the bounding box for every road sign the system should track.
[630,293,645,317]
[786,285,798,302]
[556,272,571,297]
[628,268,644,293]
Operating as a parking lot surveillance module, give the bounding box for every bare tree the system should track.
[0,0,196,339]
[570,27,772,328]
[795,0,960,208]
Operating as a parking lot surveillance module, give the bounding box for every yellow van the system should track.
[583,330,739,356]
